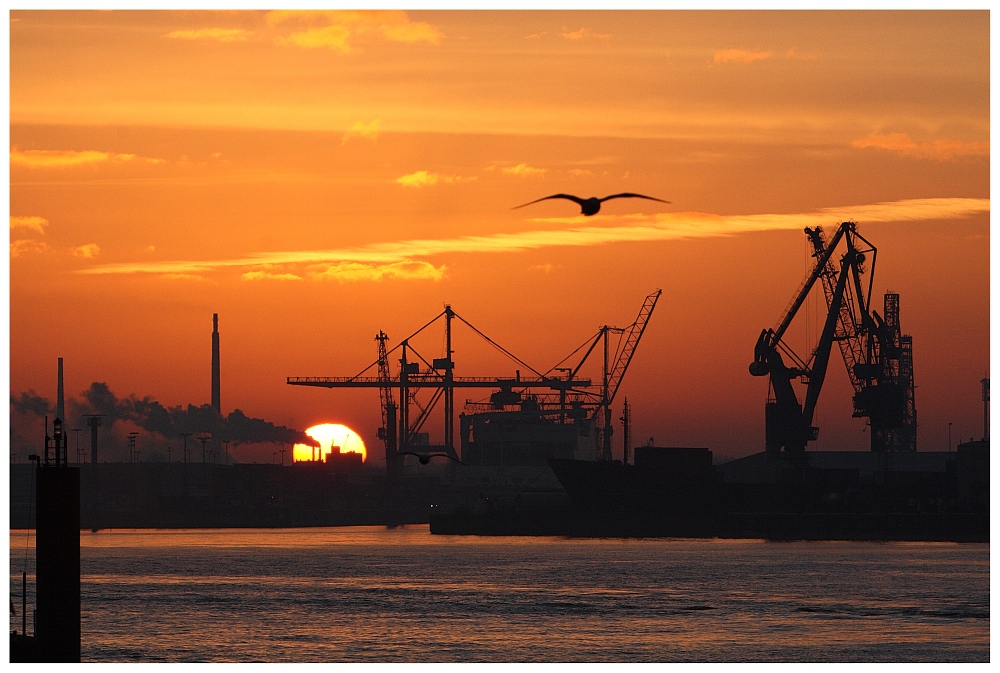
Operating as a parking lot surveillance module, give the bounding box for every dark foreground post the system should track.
[35,419,81,662]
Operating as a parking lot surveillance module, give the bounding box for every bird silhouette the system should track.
[513,193,670,216]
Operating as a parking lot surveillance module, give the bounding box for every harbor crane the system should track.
[287,290,661,470]
[551,289,661,460]
[749,221,916,457]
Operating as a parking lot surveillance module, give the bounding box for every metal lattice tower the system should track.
[870,292,917,452]
[375,331,398,471]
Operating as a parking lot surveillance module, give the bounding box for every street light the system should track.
[948,422,953,453]
[197,433,211,463]
[128,432,139,463]
[180,433,192,464]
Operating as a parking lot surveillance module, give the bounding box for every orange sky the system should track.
[8,10,990,462]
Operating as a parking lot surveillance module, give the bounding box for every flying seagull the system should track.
[513,193,670,217]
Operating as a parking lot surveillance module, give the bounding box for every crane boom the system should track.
[607,289,661,404]
[598,288,661,460]
[805,226,870,393]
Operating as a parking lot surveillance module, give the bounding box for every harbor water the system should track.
[8,526,989,662]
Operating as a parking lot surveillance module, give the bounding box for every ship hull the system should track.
[545,457,988,542]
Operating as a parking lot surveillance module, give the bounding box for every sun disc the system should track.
[292,423,366,463]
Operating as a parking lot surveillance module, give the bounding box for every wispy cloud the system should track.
[10,214,54,257]
[161,273,206,281]
[561,27,610,41]
[380,19,443,44]
[163,28,253,43]
[714,48,773,64]
[268,10,443,52]
[309,261,446,282]
[568,169,594,177]
[529,263,562,273]
[503,163,546,178]
[10,215,48,235]
[11,147,162,168]
[242,271,303,281]
[10,240,49,257]
[71,243,100,259]
[81,198,988,279]
[396,170,476,187]
[342,119,381,144]
[851,133,989,161]
[280,24,352,52]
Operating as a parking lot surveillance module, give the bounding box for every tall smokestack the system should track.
[57,357,65,423]
[212,314,221,414]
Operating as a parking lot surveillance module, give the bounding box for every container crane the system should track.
[288,305,595,468]
[288,290,662,470]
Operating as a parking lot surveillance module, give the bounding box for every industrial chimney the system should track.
[56,357,65,424]
[212,314,221,414]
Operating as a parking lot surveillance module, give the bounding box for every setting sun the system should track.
[293,423,367,463]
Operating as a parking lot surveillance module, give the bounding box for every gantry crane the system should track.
[287,290,661,470]
[289,305,595,467]
[749,221,916,457]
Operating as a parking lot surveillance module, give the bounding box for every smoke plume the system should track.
[10,382,318,461]
[10,390,53,417]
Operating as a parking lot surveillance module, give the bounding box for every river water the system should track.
[8,526,989,662]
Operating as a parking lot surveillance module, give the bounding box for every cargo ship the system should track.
[542,442,989,541]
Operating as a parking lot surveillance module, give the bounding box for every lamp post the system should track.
[180,433,192,464]
[198,434,210,463]
[948,422,953,453]
[223,440,231,466]
[128,432,139,463]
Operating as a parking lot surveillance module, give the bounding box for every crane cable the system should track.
[543,330,602,377]
[347,310,447,380]
[452,312,543,378]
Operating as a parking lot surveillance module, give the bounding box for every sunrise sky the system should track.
[8,10,990,462]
